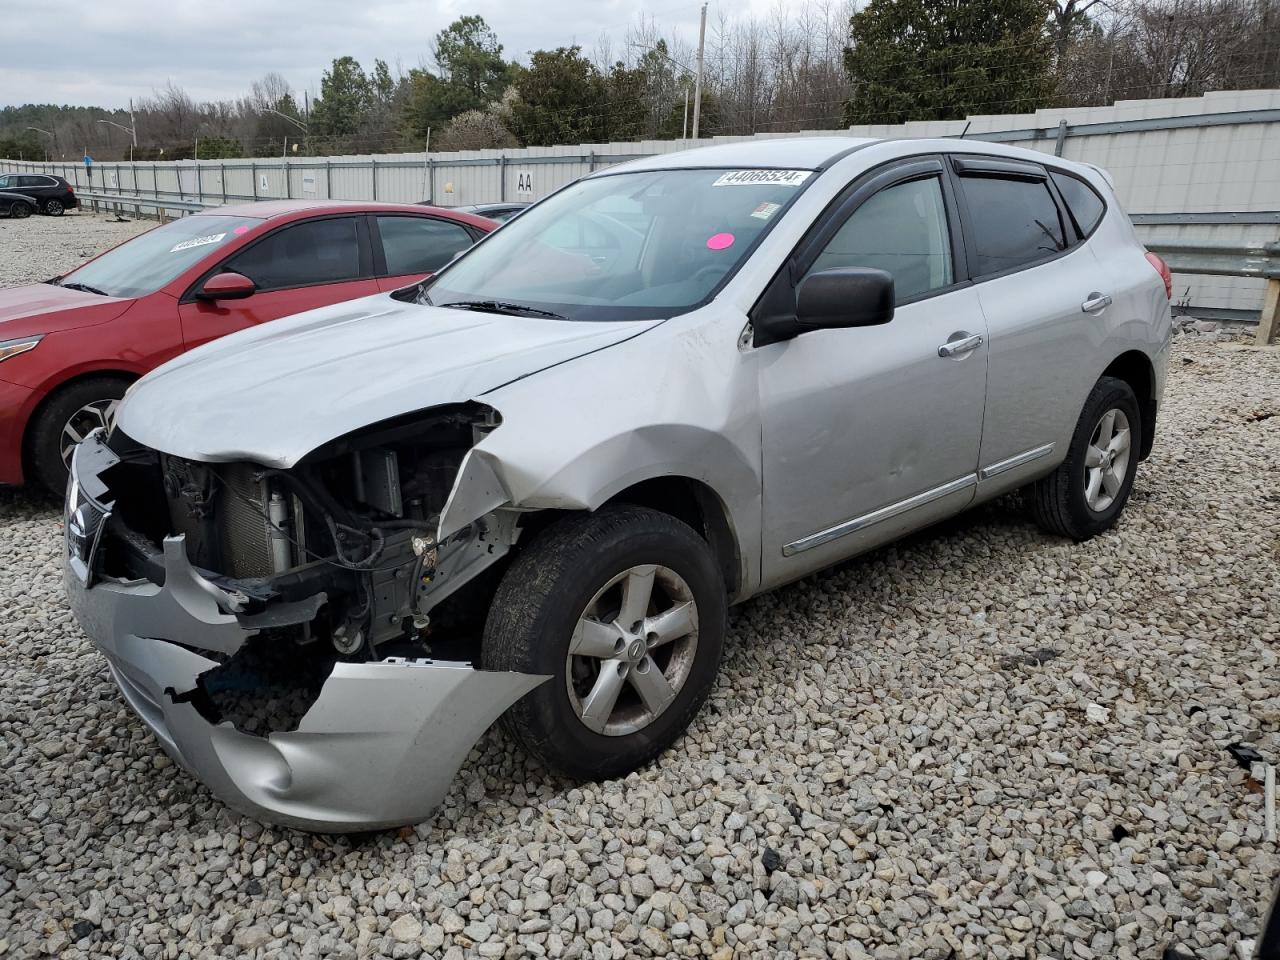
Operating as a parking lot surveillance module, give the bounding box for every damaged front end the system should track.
[63,410,547,832]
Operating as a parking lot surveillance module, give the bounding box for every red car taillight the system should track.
[1145,251,1172,300]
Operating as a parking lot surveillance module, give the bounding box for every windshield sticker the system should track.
[169,233,227,253]
[750,201,782,221]
[706,232,736,250]
[233,225,252,235]
[712,169,812,188]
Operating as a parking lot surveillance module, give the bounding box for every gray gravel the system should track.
[2,213,1278,959]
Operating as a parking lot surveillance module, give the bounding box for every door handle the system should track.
[937,334,983,358]
[1081,293,1112,313]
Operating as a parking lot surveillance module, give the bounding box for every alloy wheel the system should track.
[566,564,700,736]
[60,399,118,466]
[1083,407,1131,512]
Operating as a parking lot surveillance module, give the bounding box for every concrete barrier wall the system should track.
[7,89,1279,316]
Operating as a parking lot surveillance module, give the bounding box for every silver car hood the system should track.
[117,294,659,466]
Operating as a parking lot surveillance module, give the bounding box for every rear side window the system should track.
[228,217,362,290]
[957,175,1067,276]
[377,216,473,275]
[1050,172,1106,237]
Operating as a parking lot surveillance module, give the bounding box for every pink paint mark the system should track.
[706,232,735,251]
[233,225,251,235]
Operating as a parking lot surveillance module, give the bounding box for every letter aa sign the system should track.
[515,171,534,196]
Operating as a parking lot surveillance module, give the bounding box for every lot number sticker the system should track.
[712,169,811,188]
[170,233,227,253]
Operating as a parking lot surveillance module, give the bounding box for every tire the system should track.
[27,377,130,495]
[482,504,727,781]
[1028,376,1141,541]
[44,199,64,216]
[10,202,31,220]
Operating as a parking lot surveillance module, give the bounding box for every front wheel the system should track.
[482,505,726,780]
[1028,376,1141,541]
[28,377,130,495]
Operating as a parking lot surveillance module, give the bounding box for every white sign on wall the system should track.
[259,173,269,192]
[108,172,118,188]
[515,170,534,196]
[302,173,316,194]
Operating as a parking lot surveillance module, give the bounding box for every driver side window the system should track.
[805,176,954,304]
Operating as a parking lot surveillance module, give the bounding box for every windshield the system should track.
[59,215,262,299]
[425,167,814,321]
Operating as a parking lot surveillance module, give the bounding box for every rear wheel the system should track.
[44,198,64,216]
[28,377,130,495]
[1028,376,1141,541]
[482,505,726,780]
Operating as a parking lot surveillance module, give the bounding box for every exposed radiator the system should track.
[215,463,276,579]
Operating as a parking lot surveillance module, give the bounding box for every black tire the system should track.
[44,199,65,216]
[482,504,727,781]
[10,202,31,220]
[27,376,130,495]
[1028,376,1141,541]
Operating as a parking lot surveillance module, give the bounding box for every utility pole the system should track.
[692,2,707,140]
[129,98,138,150]
[683,87,689,140]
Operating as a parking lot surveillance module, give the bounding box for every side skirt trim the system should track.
[782,474,977,557]
[978,442,1056,481]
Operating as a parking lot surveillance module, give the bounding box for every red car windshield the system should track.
[58,215,261,299]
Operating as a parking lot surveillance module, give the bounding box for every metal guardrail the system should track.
[1144,239,1280,345]
[77,190,208,218]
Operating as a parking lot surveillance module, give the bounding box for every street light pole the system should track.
[26,127,54,162]
[692,2,707,140]
[97,118,137,161]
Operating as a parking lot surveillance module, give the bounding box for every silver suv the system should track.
[64,137,1172,831]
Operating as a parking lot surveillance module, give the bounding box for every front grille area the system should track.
[162,457,276,579]
[216,463,276,578]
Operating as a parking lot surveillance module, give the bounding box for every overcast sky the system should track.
[0,0,758,109]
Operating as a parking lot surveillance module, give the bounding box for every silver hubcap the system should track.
[1084,408,1131,512]
[60,400,118,466]
[566,564,699,737]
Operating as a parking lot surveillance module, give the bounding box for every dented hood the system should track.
[117,293,659,466]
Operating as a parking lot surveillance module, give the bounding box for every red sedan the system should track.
[0,200,495,492]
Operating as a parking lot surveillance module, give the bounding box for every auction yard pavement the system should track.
[1,212,1277,959]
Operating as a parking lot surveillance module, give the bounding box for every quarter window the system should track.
[377,216,474,276]
[227,217,361,290]
[805,176,954,303]
[957,175,1067,275]
[1050,172,1105,237]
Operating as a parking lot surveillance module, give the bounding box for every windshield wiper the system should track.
[58,281,111,297]
[439,300,568,321]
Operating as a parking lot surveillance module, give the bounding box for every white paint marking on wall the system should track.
[516,170,534,196]
[259,174,269,192]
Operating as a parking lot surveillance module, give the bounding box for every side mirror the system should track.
[795,267,894,331]
[196,272,256,301]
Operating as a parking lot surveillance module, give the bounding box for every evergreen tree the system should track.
[843,0,1054,125]
[506,47,608,146]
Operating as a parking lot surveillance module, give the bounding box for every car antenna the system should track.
[959,120,972,139]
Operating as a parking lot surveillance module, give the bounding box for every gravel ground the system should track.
[1,214,1278,960]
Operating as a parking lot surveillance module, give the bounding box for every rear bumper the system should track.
[0,377,35,486]
[64,433,547,832]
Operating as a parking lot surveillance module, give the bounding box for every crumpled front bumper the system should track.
[64,433,547,833]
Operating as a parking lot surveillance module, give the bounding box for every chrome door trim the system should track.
[782,474,977,557]
[978,442,1056,481]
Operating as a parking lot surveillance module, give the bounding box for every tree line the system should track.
[3,0,1278,163]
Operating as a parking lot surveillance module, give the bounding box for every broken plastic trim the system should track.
[65,542,549,831]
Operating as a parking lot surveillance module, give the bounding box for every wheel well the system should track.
[603,476,742,599]
[1102,351,1156,460]
[22,370,137,472]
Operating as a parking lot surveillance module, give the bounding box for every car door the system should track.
[372,214,480,291]
[948,156,1110,496]
[178,215,379,349]
[756,157,988,588]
